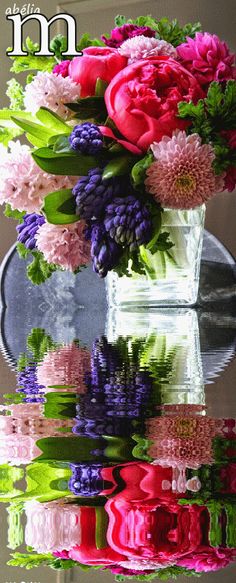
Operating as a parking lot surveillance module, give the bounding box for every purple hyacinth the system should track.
[104,195,153,251]
[16,213,45,250]
[69,463,105,496]
[72,167,125,220]
[17,363,46,403]
[89,222,122,278]
[69,123,103,155]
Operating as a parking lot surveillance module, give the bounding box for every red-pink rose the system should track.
[177,546,236,572]
[105,57,204,152]
[69,47,127,97]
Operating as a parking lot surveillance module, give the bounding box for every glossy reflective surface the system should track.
[0,304,236,583]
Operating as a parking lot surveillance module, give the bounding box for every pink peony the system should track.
[0,141,75,212]
[35,220,91,271]
[69,47,127,98]
[105,57,204,152]
[119,36,177,64]
[53,59,71,78]
[24,71,80,117]
[177,547,236,572]
[145,131,225,209]
[36,343,90,392]
[102,24,156,48]
[177,33,236,87]
[224,166,236,191]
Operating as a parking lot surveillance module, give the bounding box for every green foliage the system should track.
[42,188,77,225]
[26,328,56,362]
[115,567,200,581]
[8,37,55,74]
[16,242,31,259]
[0,126,22,146]
[147,231,174,254]
[66,95,107,122]
[36,107,71,135]
[50,34,70,61]
[27,251,59,285]
[76,32,104,51]
[132,153,154,187]
[32,147,98,175]
[178,80,236,173]
[102,155,135,179]
[8,552,53,569]
[113,15,202,46]
[6,79,24,110]
[4,205,25,222]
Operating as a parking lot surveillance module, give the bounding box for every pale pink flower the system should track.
[119,35,177,63]
[0,141,76,212]
[37,343,90,392]
[25,500,81,553]
[177,32,236,87]
[35,220,91,271]
[24,71,81,117]
[145,131,225,209]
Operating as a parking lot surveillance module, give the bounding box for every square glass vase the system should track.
[106,205,205,308]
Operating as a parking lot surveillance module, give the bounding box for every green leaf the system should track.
[36,107,71,134]
[16,242,31,259]
[32,147,97,175]
[155,17,202,46]
[102,156,135,179]
[50,34,70,61]
[8,552,53,570]
[27,328,55,362]
[95,78,109,97]
[4,205,25,221]
[6,79,24,110]
[42,188,77,225]
[27,252,58,285]
[132,153,153,187]
[48,134,71,153]
[11,115,53,143]
[77,32,104,51]
[0,126,22,146]
[114,15,127,26]
[66,96,107,121]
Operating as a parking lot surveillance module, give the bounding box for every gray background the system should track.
[0,1,236,582]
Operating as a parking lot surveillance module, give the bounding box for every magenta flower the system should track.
[102,24,156,48]
[145,131,225,209]
[35,220,91,271]
[224,166,236,192]
[53,59,71,78]
[177,32,236,87]
[177,547,236,573]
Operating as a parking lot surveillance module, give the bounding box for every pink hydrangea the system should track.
[35,220,91,271]
[119,35,177,63]
[102,24,156,48]
[0,141,76,212]
[145,131,225,209]
[53,59,71,78]
[177,32,236,87]
[177,547,236,572]
[36,343,90,392]
[24,71,80,117]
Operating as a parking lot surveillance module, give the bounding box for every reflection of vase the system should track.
[107,309,205,405]
[106,206,205,307]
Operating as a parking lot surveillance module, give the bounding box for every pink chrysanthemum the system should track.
[24,71,80,117]
[0,141,76,212]
[35,220,91,271]
[145,131,225,209]
[177,32,236,87]
[119,35,177,63]
[37,343,90,392]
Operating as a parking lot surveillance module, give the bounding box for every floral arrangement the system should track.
[0,15,236,284]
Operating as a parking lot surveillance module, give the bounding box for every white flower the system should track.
[119,35,177,63]
[24,71,80,118]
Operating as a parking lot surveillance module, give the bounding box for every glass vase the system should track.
[106,205,205,307]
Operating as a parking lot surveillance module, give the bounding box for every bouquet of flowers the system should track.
[0,14,235,293]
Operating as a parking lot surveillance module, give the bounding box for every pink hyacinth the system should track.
[37,343,90,392]
[119,35,177,63]
[0,141,76,212]
[53,59,71,78]
[25,500,81,553]
[145,131,225,209]
[35,220,91,271]
[24,71,81,117]
[177,32,236,87]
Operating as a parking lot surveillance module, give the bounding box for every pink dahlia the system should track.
[145,131,225,209]
[53,59,71,78]
[119,36,177,63]
[24,71,80,117]
[177,32,236,87]
[35,220,91,271]
[37,343,90,392]
[102,24,156,48]
[0,141,75,212]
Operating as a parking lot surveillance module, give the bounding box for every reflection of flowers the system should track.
[177,547,236,572]
[69,463,104,497]
[17,364,45,403]
[25,500,82,553]
[36,343,91,392]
